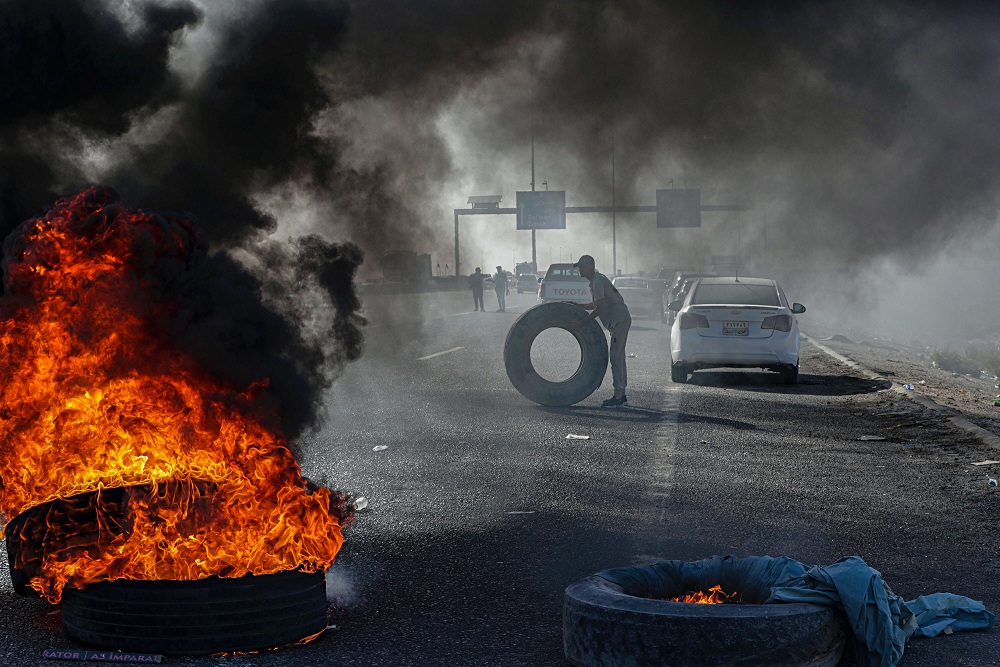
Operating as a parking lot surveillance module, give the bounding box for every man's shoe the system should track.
[601,395,626,408]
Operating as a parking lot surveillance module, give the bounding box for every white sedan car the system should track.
[667,276,805,384]
[611,276,659,319]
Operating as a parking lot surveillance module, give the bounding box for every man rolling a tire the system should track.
[568,255,631,407]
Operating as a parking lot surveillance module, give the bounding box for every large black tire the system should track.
[780,364,799,385]
[504,302,608,406]
[61,570,328,655]
[564,576,845,667]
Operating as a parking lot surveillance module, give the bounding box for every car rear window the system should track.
[691,282,780,306]
[546,266,587,280]
[614,279,647,288]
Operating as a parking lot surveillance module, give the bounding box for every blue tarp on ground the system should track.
[768,556,995,667]
[598,555,994,667]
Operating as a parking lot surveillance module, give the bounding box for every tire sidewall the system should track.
[564,576,845,667]
[504,303,609,406]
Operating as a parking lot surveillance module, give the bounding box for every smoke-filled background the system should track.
[3,0,999,366]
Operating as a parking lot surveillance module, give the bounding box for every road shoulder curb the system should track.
[804,334,1000,451]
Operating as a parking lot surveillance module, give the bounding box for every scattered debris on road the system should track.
[373,445,389,451]
[903,383,915,390]
[859,435,887,441]
[566,434,590,440]
[972,460,1000,466]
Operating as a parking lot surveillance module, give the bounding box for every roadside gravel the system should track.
[802,323,1000,446]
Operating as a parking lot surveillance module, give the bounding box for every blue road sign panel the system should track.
[516,191,566,230]
[656,188,701,228]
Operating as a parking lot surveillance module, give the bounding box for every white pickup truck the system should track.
[537,263,591,304]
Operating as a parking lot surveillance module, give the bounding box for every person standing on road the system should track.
[469,267,486,312]
[494,265,509,312]
[568,255,631,408]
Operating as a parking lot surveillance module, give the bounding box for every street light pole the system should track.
[611,130,617,276]
[530,130,537,269]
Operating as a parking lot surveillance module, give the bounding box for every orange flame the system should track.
[0,188,348,602]
[668,584,741,604]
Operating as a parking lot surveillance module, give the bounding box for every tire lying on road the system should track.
[504,302,608,406]
[61,570,328,655]
[564,559,846,667]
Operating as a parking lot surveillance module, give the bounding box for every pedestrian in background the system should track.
[568,255,631,407]
[494,265,509,312]
[469,267,485,312]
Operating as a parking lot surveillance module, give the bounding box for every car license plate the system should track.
[723,321,748,336]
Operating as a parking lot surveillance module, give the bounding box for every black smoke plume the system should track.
[6,1,1000,263]
[1,186,364,442]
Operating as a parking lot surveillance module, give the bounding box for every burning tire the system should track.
[61,570,328,655]
[504,302,608,406]
[564,564,845,667]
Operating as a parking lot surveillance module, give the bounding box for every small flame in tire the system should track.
[669,584,742,604]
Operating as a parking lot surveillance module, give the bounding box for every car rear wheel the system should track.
[670,363,688,383]
[780,364,799,385]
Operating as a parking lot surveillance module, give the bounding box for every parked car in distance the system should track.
[516,273,540,293]
[647,278,669,298]
[611,276,659,319]
[668,276,806,384]
[656,266,695,293]
[538,263,591,304]
[663,270,717,324]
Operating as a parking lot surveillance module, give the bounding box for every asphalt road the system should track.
[1,289,998,666]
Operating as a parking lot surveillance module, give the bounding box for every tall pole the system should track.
[611,130,617,276]
[454,210,460,278]
[763,207,769,269]
[531,131,537,268]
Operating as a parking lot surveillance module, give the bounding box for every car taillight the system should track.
[678,312,710,330]
[761,314,792,332]
[539,283,545,297]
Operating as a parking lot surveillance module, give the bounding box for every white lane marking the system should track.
[649,384,681,517]
[417,346,465,361]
